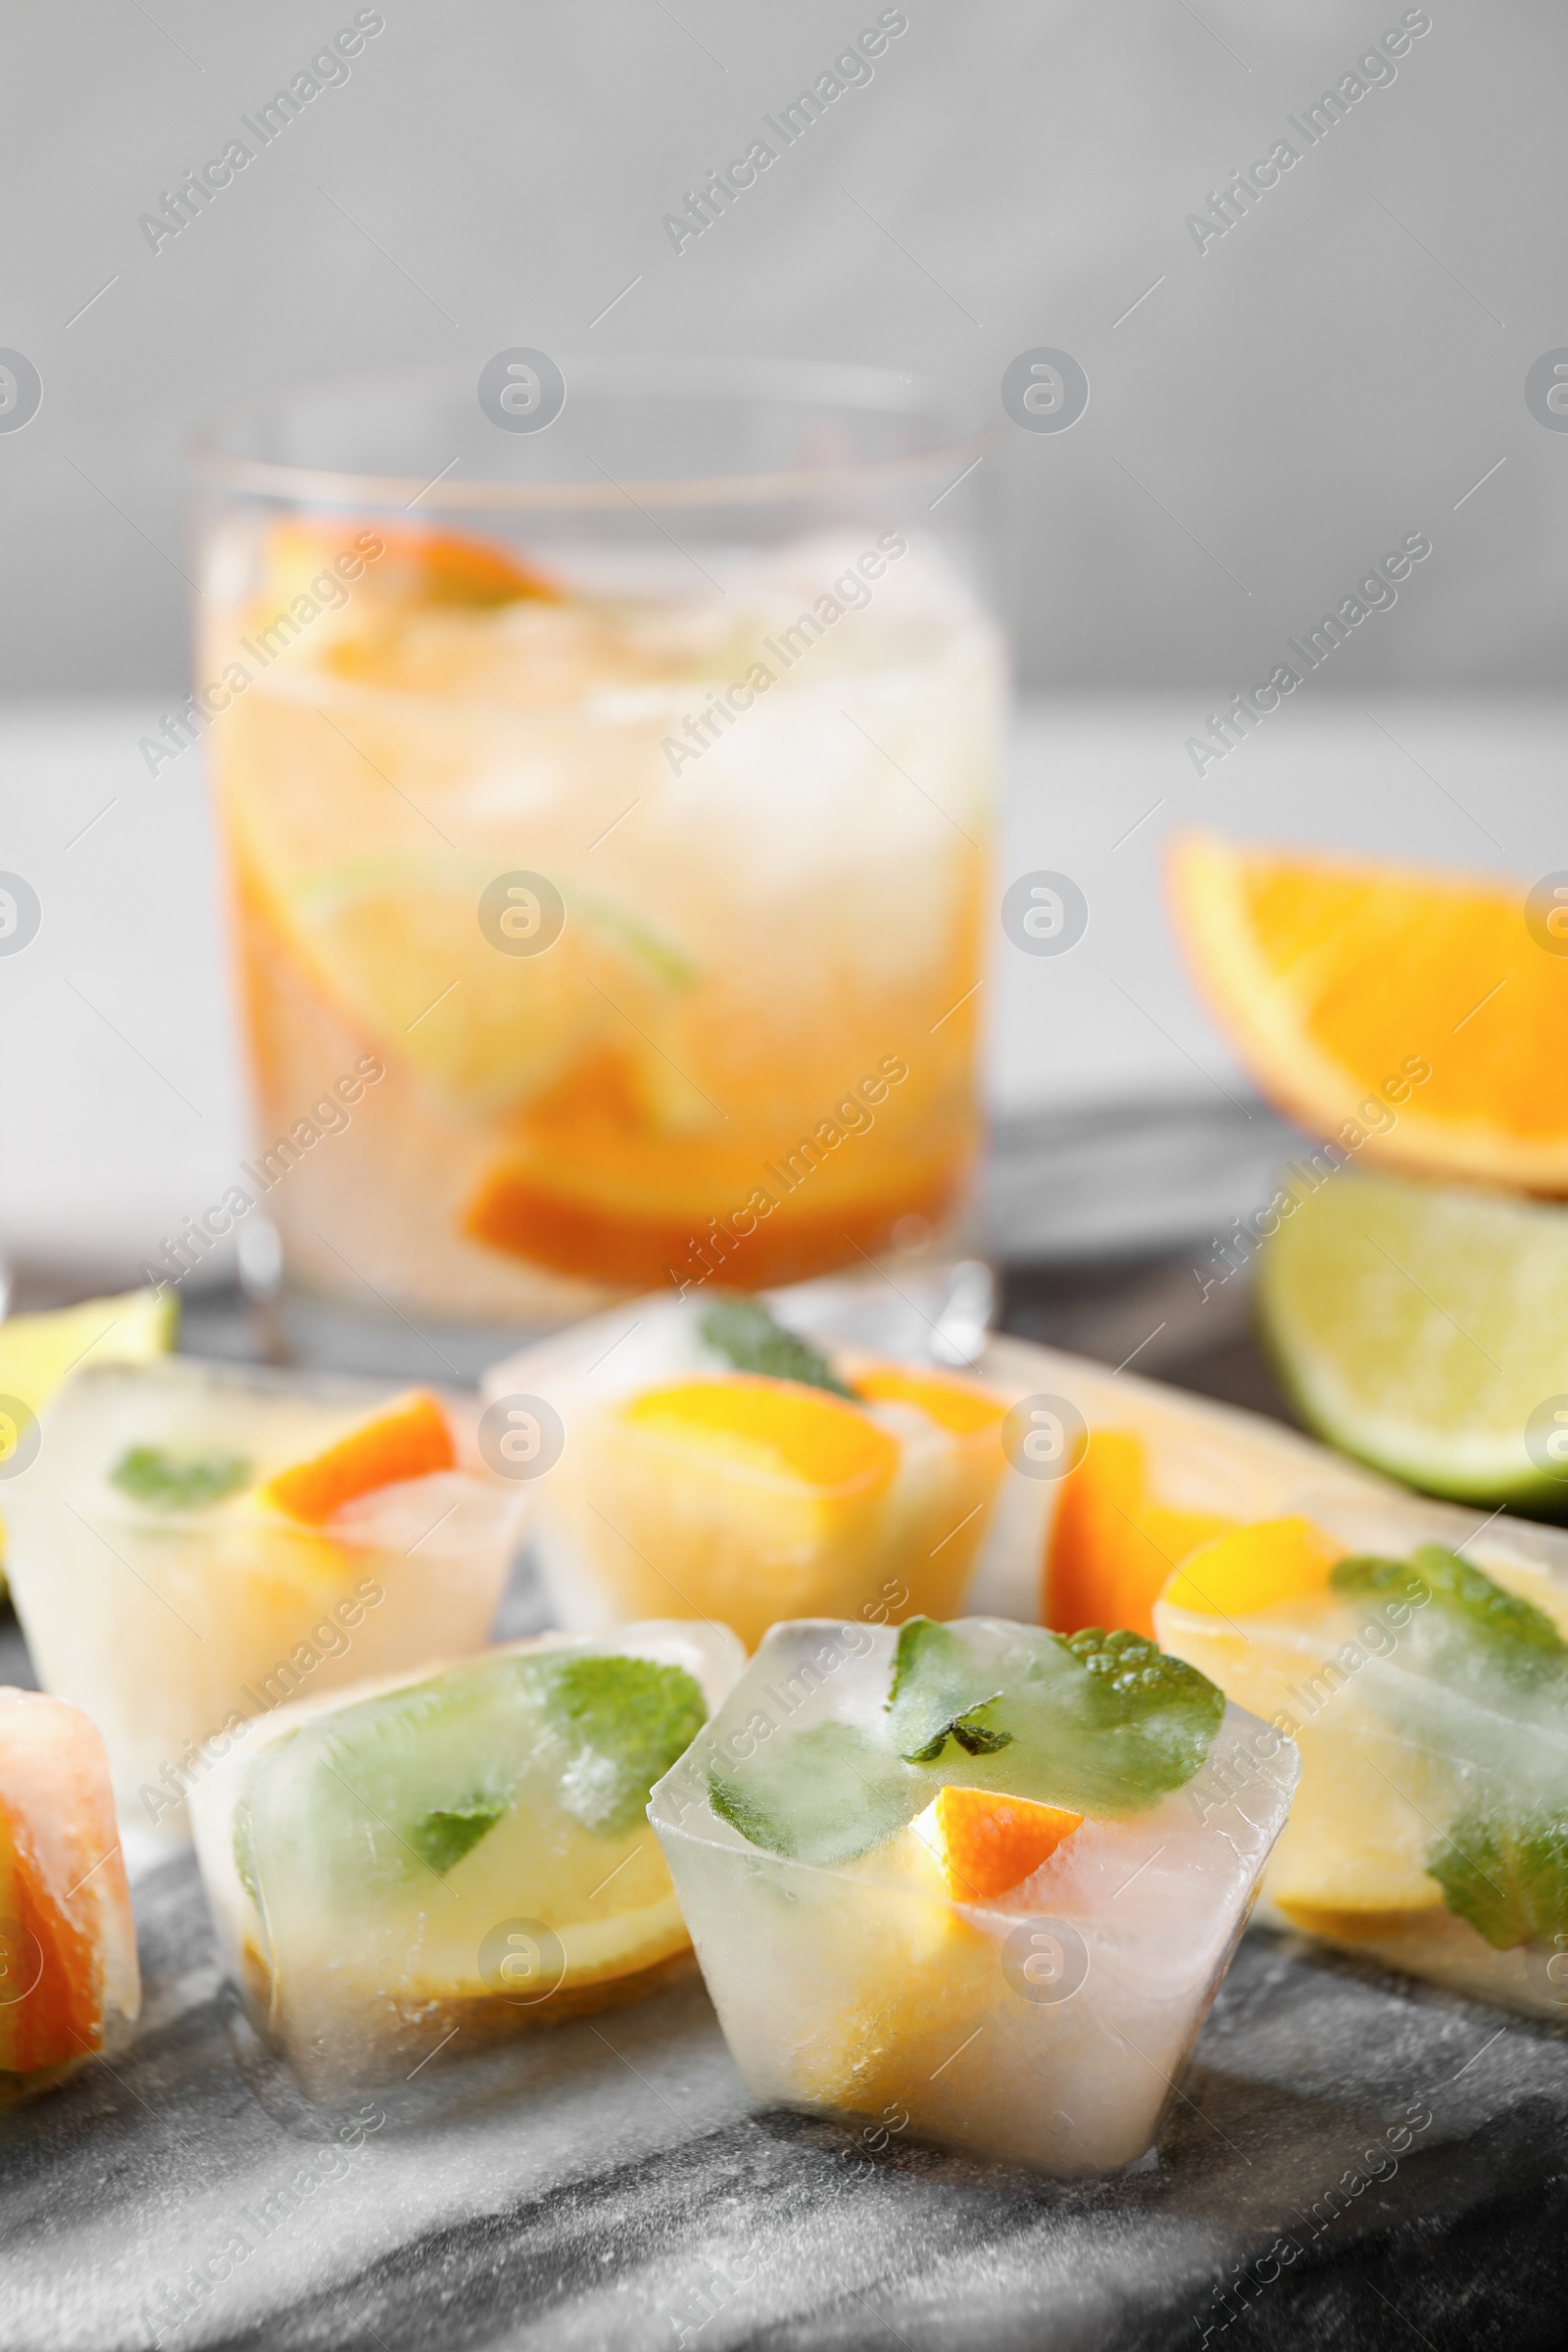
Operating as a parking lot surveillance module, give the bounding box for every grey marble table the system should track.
[4,1199,1567,2351]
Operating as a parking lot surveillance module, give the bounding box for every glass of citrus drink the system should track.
[189,361,1002,1347]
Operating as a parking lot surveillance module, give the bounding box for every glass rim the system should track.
[187,354,997,514]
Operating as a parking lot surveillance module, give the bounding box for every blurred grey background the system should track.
[2,0,1562,692]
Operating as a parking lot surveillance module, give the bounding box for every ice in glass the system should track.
[487,1287,1011,1646]
[189,1622,742,2096]
[2,1361,521,1833]
[651,1615,1296,2175]
[193,367,1002,1327]
[1155,1500,1568,2018]
[0,1690,139,2100]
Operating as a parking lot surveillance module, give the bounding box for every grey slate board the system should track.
[4,1215,1568,2350]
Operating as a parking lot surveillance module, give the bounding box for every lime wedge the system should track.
[1257,1171,1568,1511]
[0,1288,179,1583]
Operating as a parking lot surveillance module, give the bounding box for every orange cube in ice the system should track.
[0,1690,139,2086]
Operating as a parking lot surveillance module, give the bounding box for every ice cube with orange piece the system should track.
[1153,1494,1568,2017]
[0,1689,139,2099]
[650,1614,1296,2175]
[2,1360,524,1836]
[487,1286,1011,1648]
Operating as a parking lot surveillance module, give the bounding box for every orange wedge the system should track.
[261,1391,455,1525]
[1168,831,1568,1192]
[262,518,557,612]
[1160,1517,1345,1618]
[1045,1430,1233,1640]
[916,1785,1082,1902]
[0,1799,102,2074]
[851,1363,1007,1436]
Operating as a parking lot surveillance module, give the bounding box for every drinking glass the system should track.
[189,358,1003,1347]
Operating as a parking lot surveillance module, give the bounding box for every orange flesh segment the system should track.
[851,1363,1007,1435]
[1162,1516,1345,1618]
[1167,831,1568,1187]
[920,1784,1082,1902]
[261,1391,455,1525]
[1045,1429,1234,1639]
[618,1378,897,1493]
[0,1797,102,2073]
[267,518,558,608]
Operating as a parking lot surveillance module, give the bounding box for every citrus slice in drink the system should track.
[252,854,696,1117]
[1167,831,1568,1191]
[1256,1168,1568,1508]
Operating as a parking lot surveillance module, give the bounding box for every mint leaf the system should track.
[408,1800,507,1877]
[1333,1546,1568,1693]
[886,1619,1003,1760]
[709,1719,919,1866]
[699,1297,854,1397]
[998,1628,1226,1813]
[549,1654,707,1838]
[111,1445,251,1511]
[1427,1806,1568,1950]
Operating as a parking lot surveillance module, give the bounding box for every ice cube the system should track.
[650,1615,1295,2176]
[189,1620,743,2098]
[484,1279,1012,1646]
[2,1360,524,1838]
[1155,1494,1568,2018]
[0,1689,139,2100]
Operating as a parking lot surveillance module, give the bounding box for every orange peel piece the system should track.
[1044,1429,1233,1639]
[260,1391,456,1526]
[916,1784,1082,1903]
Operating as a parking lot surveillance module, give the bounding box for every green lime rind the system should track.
[698,1297,854,1398]
[1256,1169,1568,1515]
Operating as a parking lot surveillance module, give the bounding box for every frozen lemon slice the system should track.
[1161,1518,1344,1618]
[0,1288,177,1587]
[258,1391,455,1525]
[913,1784,1081,1903]
[1046,1429,1235,1639]
[1156,1523,1442,1916]
[564,1377,900,1647]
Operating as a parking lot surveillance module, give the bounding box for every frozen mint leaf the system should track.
[1427,1805,1568,1950]
[1333,1546,1568,1693]
[548,1653,708,1838]
[709,1719,920,1867]
[998,1628,1225,1813]
[886,1618,1003,1761]
[408,1800,507,1877]
[111,1445,251,1511]
[699,1297,854,1397]
[903,1695,1012,1764]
